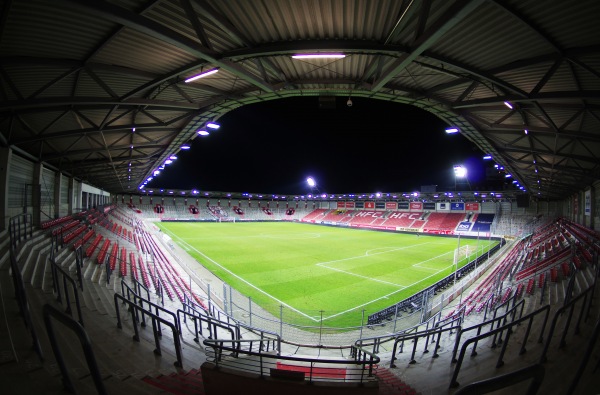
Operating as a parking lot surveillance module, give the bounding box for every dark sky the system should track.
[147,96,489,195]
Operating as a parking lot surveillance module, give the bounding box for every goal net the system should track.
[454,245,472,265]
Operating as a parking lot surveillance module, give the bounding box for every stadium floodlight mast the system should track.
[453,165,471,191]
[306,176,320,194]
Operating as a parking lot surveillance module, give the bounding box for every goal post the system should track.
[454,245,471,266]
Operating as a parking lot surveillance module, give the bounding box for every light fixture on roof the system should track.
[206,122,220,129]
[483,155,492,160]
[169,155,177,160]
[291,53,346,59]
[504,101,513,109]
[181,143,191,150]
[453,165,467,178]
[197,130,209,136]
[445,127,459,134]
[184,68,219,83]
[524,129,528,135]
[165,159,173,165]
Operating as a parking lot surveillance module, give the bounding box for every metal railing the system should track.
[9,251,43,360]
[450,304,550,388]
[539,284,596,364]
[113,293,183,367]
[42,304,106,395]
[203,338,379,384]
[9,213,33,250]
[454,363,545,395]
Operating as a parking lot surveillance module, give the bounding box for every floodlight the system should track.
[483,155,492,160]
[165,159,173,165]
[504,101,513,109]
[445,127,459,134]
[306,177,316,187]
[184,68,219,83]
[453,165,467,178]
[292,53,345,59]
[197,130,209,136]
[206,122,220,129]
[181,144,191,150]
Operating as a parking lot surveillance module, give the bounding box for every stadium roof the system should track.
[1,0,599,200]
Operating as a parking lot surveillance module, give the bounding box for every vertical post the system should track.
[222,283,228,315]
[318,310,324,346]
[454,235,461,297]
[207,283,211,308]
[249,296,252,327]
[359,309,365,339]
[393,303,399,333]
[279,305,283,338]
[476,230,480,271]
[229,285,233,318]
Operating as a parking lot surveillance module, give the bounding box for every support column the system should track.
[68,177,74,215]
[54,172,61,218]
[0,147,11,232]
[32,163,43,226]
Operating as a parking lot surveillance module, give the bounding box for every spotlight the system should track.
[347,98,353,107]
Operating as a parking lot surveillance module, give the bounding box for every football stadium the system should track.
[1,1,599,395]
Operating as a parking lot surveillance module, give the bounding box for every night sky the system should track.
[147,96,490,195]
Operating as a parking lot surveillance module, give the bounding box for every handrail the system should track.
[453,363,545,395]
[390,323,462,367]
[113,293,183,367]
[177,308,237,345]
[236,321,282,355]
[9,251,43,360]
[8,213,33,250]
[131,277,151,301]
[42,304,106,395]
[119,280,178,335]
[539,284,595,363]
[450,304,551,388]
[181,296,240,339]
[203,338,379,384]
[451,299,527,363]
[49,256,84,326]
[566,317,600,395]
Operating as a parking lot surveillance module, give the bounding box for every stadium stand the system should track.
[3,208,600,395]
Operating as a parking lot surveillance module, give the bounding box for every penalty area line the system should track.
[323,264,453,322]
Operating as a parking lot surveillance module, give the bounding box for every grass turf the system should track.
[157,221,498,328]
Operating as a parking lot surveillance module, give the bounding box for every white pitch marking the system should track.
[316,243,431,267]
[323,263,455,321]
[161,228,319,322]
[411,250,455,270]
[316,264,408,288]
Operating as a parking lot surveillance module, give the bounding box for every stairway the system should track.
[142,368,206,394]
[374,366,419,395]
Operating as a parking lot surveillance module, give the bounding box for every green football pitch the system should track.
[156,221,498,328]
